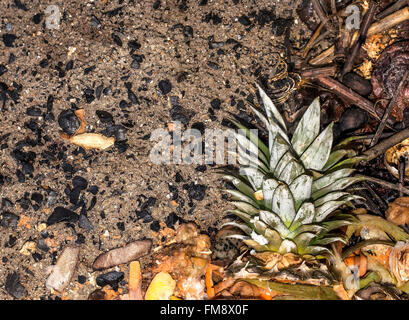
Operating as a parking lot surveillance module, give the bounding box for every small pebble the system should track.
[96,271,124,291]
[158,79,172,95]
[58,110,80,135]
[5,272,26,299]
[46,207,79,225]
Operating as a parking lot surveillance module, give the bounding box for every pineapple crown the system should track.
[222,84,364,257]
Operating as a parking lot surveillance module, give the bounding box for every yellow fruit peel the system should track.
[145,272,176,300]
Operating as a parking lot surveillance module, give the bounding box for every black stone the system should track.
[170,105,191,124]
[31,192,43,204]
[66,60,74,71]
[78,275,86,284]
[58,110,80,135]
[96,110,114,123]
[26,106,42,116]
[186,184,207,201]
[69,187,81,205]
[1,212,19,229]
[95,85,103,100]
[158,79,172,95]
[339,107,369,133]
[73,176,88,190]
[150,220,160,232]
[47,207,79,225]
[112,33,122,47]
[210,98,221,110]
[2,34,17,47]
[83,88,95,104]
[96,271,124,291]
[119,100,129,109]
[32,13,44,24]
[88,185,99,195]
[5,272,26,299]
[165,212,179,228]
[238,15,251,26]
[0,64,8,76]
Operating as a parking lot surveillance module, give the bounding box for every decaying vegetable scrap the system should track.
[92,240,152,270]
[59,108,115,150]
[149,223,212,300]
[46,245,80,293]
[145,272,176,300]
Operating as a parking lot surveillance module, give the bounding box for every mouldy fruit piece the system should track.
[46,245,80,293]
[384,137,409,180]
[145,272,176,300]
[92,240,152,270]
[389,241,409,286]
[68,133,115,150]
[386,197,409,226]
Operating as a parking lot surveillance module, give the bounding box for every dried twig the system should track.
[311,0,328,23]
[377,0,409,20]
[360,175,409,196]
[310,7,409,65]
[399,156,406,197]
[369,71,409,147]
[340,3,376,78]
[300,66,337,79]
[315,76,395,128]
[363,127,409,162]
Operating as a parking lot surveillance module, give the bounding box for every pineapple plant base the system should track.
[218,84,365,297]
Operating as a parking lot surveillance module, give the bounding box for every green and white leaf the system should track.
[272,184,296,227]
[300,123,334,171]
[289,174,313,210]
[291,97,320,156]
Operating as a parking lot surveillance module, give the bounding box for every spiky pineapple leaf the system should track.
[278,159,305,185]
[264,228,282,249]
[225,189,259,206]
[312,233,348,246]
[289,174,313,210]
[229,117,270,160]
[278,239,297,254]
[312,176,366,200]
[320,218,354,233]
[269,135,290,172]
[290,202,315,231]
[300,122,334,171]
[274,151,297,178]
[240,166,266,190]
[256,83,287,132]
[314,191,350,207]
[248,104,289,146]
[326,156,365,172]
[235,131,270,169]
[314,196,357,222]
[291,98,320,156]
[312,169,355,193]
[322,149,357,171]
[222,222,252,235]
[288,224,324,238]
[294,232,316,249]
[231,201,259,215]
[262,179,279,210]
[243,239,270,251]
[222,174,255,199]
[227,209,253,223]
[272,184,296,227]
[259,210,290,237]
[236,146,270,173]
